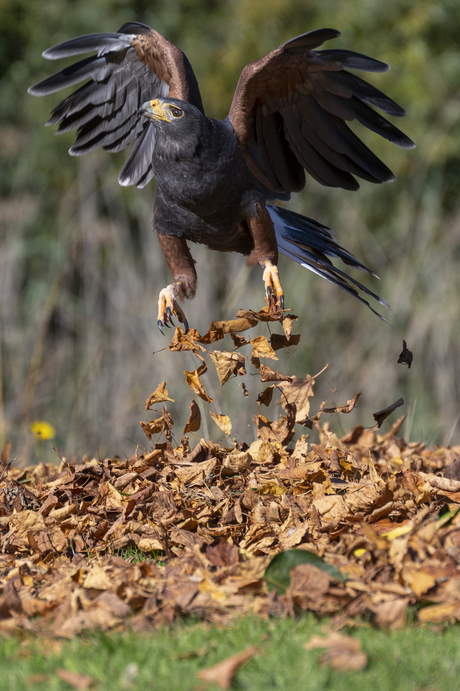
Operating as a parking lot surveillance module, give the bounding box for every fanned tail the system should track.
[268,205,390,322]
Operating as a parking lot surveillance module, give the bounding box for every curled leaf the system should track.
[209,350,246,385]
[184,362,213,402]
[250,335,278,360]
[183,400,201,435]
[145,381,174,409]
[210,412,232,436]
[373,398,404,428]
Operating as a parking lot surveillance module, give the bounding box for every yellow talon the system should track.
[263,260,284,310]
[157,283,189,334]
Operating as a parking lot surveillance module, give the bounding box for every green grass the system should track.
[112,546,165,565]
[1,616,459,691]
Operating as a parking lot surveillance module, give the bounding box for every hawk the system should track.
[29,22,414,332]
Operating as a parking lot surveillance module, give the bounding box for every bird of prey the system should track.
[29,22,414,333]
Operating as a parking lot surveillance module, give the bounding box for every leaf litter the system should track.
[1,307,460,644]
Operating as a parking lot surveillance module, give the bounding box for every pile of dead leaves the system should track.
[1,308,460,638]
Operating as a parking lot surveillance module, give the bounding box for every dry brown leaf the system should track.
[305,632,367,671]
[169,327,206,352]
[222,451,252,475]
[281,314,298,339]
[184,362,213,402]
[209,350,246,385]
[232,333,250,348]
[250,335,278,360]
[2,306,460,638]
[207,315,258,334]
[322,393,361,414]
[258,364,292,382]
[145,381,175,409]
[197,645,259,689]
[418,602,460,623]
[278,375,315,423]
[270,333,300,350]
[239,382,250,397]
[188,327,224,345]
[140,407,174,441]
[371,598,408,629]
[373,398,404,427]
[55,669,94,690]
[398,340,413,368]
[288,564,330,611]
[419,472,460,493]
[444,458,460,481]
[236,307,280,323]
[183,400,201,435]
[210,412,232,437]
[257,386,275,407]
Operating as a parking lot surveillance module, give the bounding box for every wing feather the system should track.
[229,29,414,195]
[28,23,203,188]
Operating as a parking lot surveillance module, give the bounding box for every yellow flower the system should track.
[30,420,56,440]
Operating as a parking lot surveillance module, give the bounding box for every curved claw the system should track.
[157,283,189,334]
[266,285,272,306]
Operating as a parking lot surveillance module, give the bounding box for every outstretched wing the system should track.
[228,28,414,196]
[28,22,204,188]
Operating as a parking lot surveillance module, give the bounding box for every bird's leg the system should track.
[262,259,285,310]
[157,234,197,334]
[245,203,284,310]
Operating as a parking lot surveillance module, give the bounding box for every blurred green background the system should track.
[1,0,460,464]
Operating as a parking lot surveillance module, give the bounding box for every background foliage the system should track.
[1,0,459,462]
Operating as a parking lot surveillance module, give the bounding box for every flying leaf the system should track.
[270,333,300,350]
[259,364,292,382]
[169,327,206,353]
[278,375,315,423]
[231,333,249,348]
[209,350,246,385]
[207,315,258,334]
[373,398,404,427]
[257,386,275,407]
[184,362,213,402]
[281,314,298,339]
[145,381,174,409]
[183,400,201,435]
[189,326,224,344]
[239,382,250,397]
[250,335,278,360]
[140,407,173,441]
[397,340,413,368]
[322,393,361,414]
[210,412,232,436]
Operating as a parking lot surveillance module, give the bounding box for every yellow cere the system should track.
[30,420,56,440]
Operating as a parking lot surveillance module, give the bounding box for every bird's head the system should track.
[139,98,187,124]
[138,97,213,159]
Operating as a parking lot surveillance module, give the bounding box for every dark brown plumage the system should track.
[29,22,414,332]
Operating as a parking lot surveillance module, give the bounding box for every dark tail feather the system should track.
[268,204,391,322]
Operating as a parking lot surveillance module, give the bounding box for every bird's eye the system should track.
[170,107,183,118]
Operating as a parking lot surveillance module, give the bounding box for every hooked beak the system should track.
[138,99,171,122]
